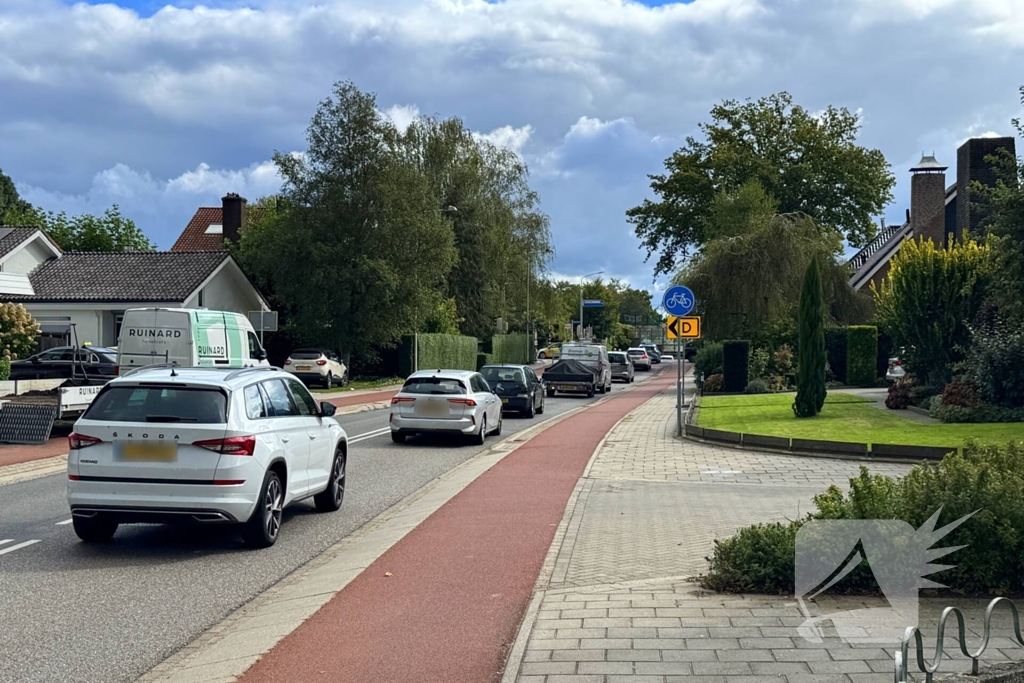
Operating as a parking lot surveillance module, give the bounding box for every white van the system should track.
[559,342,613,393]
[117,308,269,371]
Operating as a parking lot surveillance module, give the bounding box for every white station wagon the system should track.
[389,370,503,444]
[67,365,348,548]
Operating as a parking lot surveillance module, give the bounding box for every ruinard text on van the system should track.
[127,328,184,339]
[198,345,227,357]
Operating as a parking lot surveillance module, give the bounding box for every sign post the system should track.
[248,310,279,348]
[662,286,697,437]
[666,316,702,435]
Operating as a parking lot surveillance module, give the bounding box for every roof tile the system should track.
[171,207,267,251]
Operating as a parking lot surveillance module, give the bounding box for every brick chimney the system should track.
[910,154,948,246]
[957,136,1017,237]
[221,193,247,244]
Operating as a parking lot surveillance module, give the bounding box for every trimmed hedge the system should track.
[936,404,1024,423]
[399,334,479,376]
[492,334,532,365]
[0,358,9,382]
[476,353,493,371]
[722,341,750,393]
[824,328,848,384]
[694,342,723,380]
[846,325,878,388]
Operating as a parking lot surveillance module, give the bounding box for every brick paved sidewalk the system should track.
[504,383,1018,682]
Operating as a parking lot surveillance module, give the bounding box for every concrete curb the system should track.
[0,454,67,486]
[136,391,600,683]
[680,433,945,465]
[333,400,390,416]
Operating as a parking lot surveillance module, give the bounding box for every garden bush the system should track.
[846,325,878,388]
[722,340,750,393]
[703,442,1024,595]
[0,358,9,382]
[694,342,723,381]
[748,347,770,382]
[941,381,981,408]
[909,384,941,408]
[958,320,1024,408]
[703,373,724,393]
[743,378,769,394]
[824,328,848,384]
[0,303,40,361]
[936,404,1024,424]
[491,334,532,365]
[885,378,912,409]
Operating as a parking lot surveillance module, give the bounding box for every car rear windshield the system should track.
[627,349,644,355]
[290,350,324,360]
[402,377,467,395]
[608,353,627,363]
[482,367,525,384]
[84,385,228,423]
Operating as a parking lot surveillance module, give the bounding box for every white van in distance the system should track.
[117,308,269,370]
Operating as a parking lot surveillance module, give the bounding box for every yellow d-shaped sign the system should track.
[666,316,701,340]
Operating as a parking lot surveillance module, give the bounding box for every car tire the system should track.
[323,373,333,390]
[587,386,595,398]
[242,470,284,549]
[524,400,535,419]
[473,416,487,445]
[72,515,118,543]
[537,396,545,414]
[341,371,349,387]
[547,388,555,397]
[538,352,547,360]
[391,431,406,444]
[314,448,346,512]
[493,412,503,435]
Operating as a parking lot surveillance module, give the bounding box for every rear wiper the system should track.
[145,415,197,423]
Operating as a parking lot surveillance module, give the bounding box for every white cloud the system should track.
[1,0,1023,284]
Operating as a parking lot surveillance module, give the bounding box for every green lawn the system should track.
[696,393,1024,447]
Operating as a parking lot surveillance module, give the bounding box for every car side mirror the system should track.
[320,402,337,417]
[258,349,268,361]
[31,357,41,363]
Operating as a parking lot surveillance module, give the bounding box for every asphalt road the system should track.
[0,367,665,683]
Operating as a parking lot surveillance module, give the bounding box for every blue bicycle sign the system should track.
[663,285,695,316]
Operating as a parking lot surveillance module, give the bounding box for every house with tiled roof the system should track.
[172,193,266,251]
[0,226,268,348]
[848,136,1017,291]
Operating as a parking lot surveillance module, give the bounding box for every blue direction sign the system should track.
[582,299,604,308]
[662,285,695,316]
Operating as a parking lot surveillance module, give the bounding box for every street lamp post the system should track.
[579,270,604,341]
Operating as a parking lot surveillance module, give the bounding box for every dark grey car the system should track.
[608,351,635,383]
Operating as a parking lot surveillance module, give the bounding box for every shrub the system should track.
[885,378,912,409]
[824,328,848,384]
[491,334,532,365]
[703,443,1024,595]
[0,358,9,381]
[703,373,724,393]
[846,325,878,388]
[958,320,1024,408]
[0,303,40,361]
[927,394,943,418]
[909,384,940,408]
[936,404,1024,423]
[722,340,750,393]
[743,378,769,394]
[772,344,794,376]
[694,342,723,381]
[748,347,770,382]
[476,352,493,371]
[794,258,826,417]
[941,381,981,408]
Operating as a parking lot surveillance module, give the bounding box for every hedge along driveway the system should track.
[697,393,1024,447]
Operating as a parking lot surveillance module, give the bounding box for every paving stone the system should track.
[520,661,577,675]
[691,661,753,675]
[635,661,695,675]
[577,661,635,674]
[551,649,607,662]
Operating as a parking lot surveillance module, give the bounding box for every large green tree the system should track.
[0,167,33,222]
[793,257,827,418]
[7,204,154,252]
[628,92,895,276]
[873,237,992,386]
[233,82,457,358]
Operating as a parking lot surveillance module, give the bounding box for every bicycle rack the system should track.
[894,597,1024,682]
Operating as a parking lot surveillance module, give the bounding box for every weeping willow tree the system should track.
[680,211,864,341]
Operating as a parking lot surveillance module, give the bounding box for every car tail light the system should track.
[894,360,902,366]
[448,398,477,407]
[68,474,82,481]
[194,436,256,456]
[391,397,415,405]
[212,479,246,486]
[284,359,292,365]
[69,433,101,450]
[114,366,120,376]
[316,360,327,366]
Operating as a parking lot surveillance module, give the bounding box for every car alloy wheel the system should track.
[324,373,333,390]
[315,449,346,512]
[263,476,283,541]
[474,416,487,445]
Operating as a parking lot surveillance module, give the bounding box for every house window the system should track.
[114,314,124,343]
[205,223,223,234]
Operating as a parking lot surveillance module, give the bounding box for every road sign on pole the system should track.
[662,285,695,317]
[582,300,604,308]
[666,316,701,340]
[248,310,278,348]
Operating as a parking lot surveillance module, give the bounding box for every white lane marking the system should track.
[0,539,41,556]
[0,539,13,547]
[349,427,392,444]
[56,519,74,526]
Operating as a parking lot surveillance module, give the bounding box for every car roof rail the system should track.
[224,366,281,382]
[120,363,180,378]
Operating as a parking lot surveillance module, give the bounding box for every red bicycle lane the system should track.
[240,370,675,683]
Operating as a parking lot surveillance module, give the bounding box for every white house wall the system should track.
[4,238,55,275]
[185,263,264,315]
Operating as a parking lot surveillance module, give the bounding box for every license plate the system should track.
[501,398,509,404]
[558,384,577,391]
[419,400,448,417]
[116,442,177,462]
[297,365,312,371]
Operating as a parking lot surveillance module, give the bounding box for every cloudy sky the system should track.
[2,0,1022,294]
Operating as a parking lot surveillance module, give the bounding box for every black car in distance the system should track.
[480,364,546,418]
